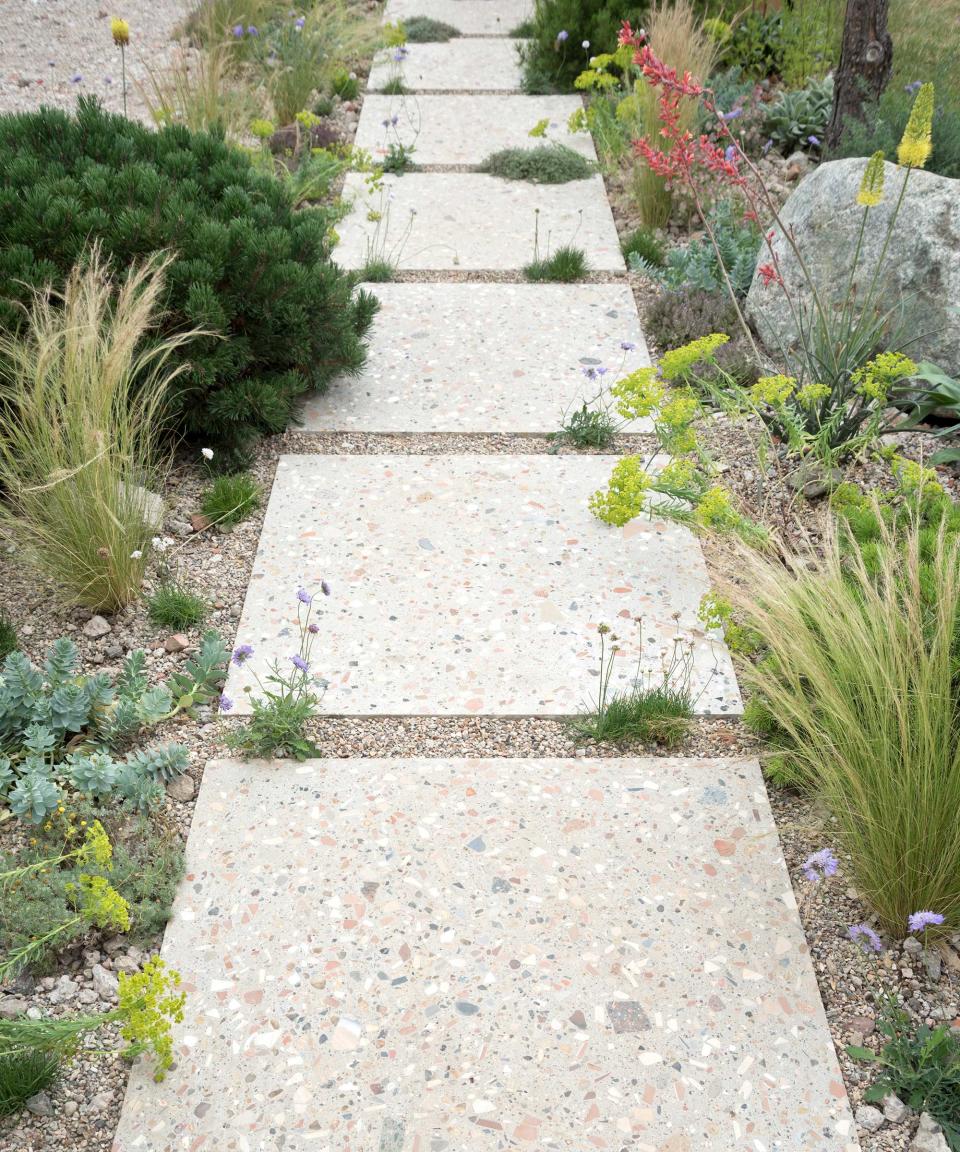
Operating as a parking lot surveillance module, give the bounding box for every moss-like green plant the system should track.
[481,144,593,183]
[200,472,261,527]
[522,245,589,282]
[146,584,208,630]
[402,15,459,41]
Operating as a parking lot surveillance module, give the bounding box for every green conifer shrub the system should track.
[0,98,377,461]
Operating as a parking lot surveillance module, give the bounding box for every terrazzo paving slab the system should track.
[368,39,524,91]
[355,94,595,166]
[223,454,741,715]
[335,172,623,272]
[301,282,650,433]
[383,0,533,36]
[113,755,858,1152]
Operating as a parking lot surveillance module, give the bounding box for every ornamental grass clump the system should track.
[0,249,197,612]
[731,514,960,934]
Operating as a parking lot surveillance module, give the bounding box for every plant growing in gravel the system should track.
[227,586,330,760]
[200,472,262,527]
[481,144,593,183]
[146,584,209,630]
[620,227,665,267]
[729,514,960,934]
[0,99,377,462]
[763,75,832,155]
[358,259,397,283]
[550,399,622,449]
[401,15,459,42]
[0,611,17,661]
[847,999,960,1148]
[0,1049,60,1116]
[0,249,199,612]
[0,956,186,1082]
[571,621,695,747]
[523,245,589,282]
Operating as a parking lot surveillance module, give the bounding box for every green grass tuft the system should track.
[621,227,666,267]
[509,18,535,37]
[523,245,589,283]
[358,259,396,283]
[146,584,208,630]
[379,77,407,95]
[0,1050,60,1116]
[553,402,620,449]
[0,609,18,659]
[402,15,460,41]
[200,472,261,528]
[572,684,693,747]
[481,145,592,184]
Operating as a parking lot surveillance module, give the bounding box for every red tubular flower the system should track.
[757,262,782,288]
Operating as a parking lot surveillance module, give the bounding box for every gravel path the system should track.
[0,0,191,123]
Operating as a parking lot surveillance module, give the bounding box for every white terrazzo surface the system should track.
[301,282,650,433]
[335,172,624,272]
[113,756,858,1152]
[368,38,524,91]
[355,94,595,166]
[223,454,741,716]
[383,0,533,35]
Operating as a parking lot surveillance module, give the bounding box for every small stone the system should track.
[168,517,193,538]
[786,461,842,501]
[164,633,190,653]
[91,963,119,1000]
[104,642,124,659]
[0,996,27,1019]
[82,615,112,638]
[924,949,943,982]
[903,936,924,956]
[190,513,212,533]
[165,773,196,802]
[883,1094,909,1123]
[855,1104,886,1133]
[77,988,99,1005]
[25,1091,54,1117]
[911,1112,950,1151]
[26,1006,42,1020]
[64,1100,78,1117]
[114,951,141,975]
[88,1090,113,1114]
[47,975,78,1004]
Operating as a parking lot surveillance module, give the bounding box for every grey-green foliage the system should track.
[0,634,227,824]
[764,75,833,153]
[629,203,760,297]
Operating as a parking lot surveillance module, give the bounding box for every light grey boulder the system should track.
[746,158,960,375]
[910,1112,950,1152]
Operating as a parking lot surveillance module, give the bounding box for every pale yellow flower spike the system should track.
[897,83,934,169]
[111,17,130,46]
[857,151,885,207]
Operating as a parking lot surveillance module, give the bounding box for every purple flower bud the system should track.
[247,24,259,36]
[721,107,743,122]
[556,29,569,42]
[308,623,320,634]
[807,134,820,147]
[802,848,838,883]
[71,74,83,83]
[297,588,313,604]
[232,23,244,36]
[218,694,234,713]
[291,654,310,672]
[232,643,254,666]
[847,923,882,953]
[620,341,636,351]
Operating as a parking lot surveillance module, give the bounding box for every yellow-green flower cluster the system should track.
[589,455,650,526]
[657,390,700,454]
[656,457,698,492]
[612,366,664,420]
[795,382,831,407]
[567,107,589,135]
[891,455,943,499]
[750,374,795,407]
[71,874,131,933]
[575,58,621,91]
[383,21,407,46]
[694,485,739,530]
[659,333,729,382]
[76,820,113,870]
[118,958,186,1080]
[853,352,917,403]
[897,83,934,169]
[528,118,549,138]
[857,150,886,207]
[250,118,275,141]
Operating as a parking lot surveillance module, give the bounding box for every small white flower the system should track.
[130,549,143,560]
[201,447,214,460]
[582,39,590,48]
[151,536,173,553]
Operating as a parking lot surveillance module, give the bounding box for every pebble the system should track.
[0,995,27,1018]
[82,615,112,638]
[911,1112,950,1151]
[164,633,190,653]
[165,773,196,802]
[856,1104,886,1133]
[24,1091,54,1117]
[91,964,119,1000]
[883,1093,910,1123]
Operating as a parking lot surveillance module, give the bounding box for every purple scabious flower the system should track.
[802,848,839,883]
[582,366,598,380]
[297,588,313,604]
[295,16,306,28]
[247,24,259,36]
[724,144,737,164]
[308,623,320,634]
[232,23,244,36]
[848,923,882,953]
[218,694,234,713]
[556,29,569,42]
[904,80,922,94]
[291,654,310,672]
[721,107,743,122]
[908,910,945,933]
[620,341,636,351]
[71,74,83,83]
[232,643,254,666]
[393,46,408,61]
[762,138,773,154]
[807,134,821,147]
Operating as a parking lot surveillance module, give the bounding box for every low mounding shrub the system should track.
[481,144,592,183]
[644,288,763,388]
[735,513,960,935]
[0,99,377,461]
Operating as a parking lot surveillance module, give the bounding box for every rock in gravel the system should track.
[47,975,78,1004]
[903,936,924,956]
[883,1094,910,1123]
[114,950,142,975]
[747,159,960,374]
[91,964,119,1000]
[911,1113,950,1151]
[924,949,943,982]
[190,513,212,533]
[88,1090,113,1114]
[166,773,196,802]
[164,633,190,653]
[25,1091,54,1117]
[0,995,27,1018]
[856,1105,886,1133]
[82,615,112,638]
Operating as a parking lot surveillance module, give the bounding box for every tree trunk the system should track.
[826,0,893,151]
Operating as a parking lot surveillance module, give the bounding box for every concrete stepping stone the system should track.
[223,454,741,715]
[383,0,533,36]
[114,755,858,1151]
[301,282,650,433]
[356,94,594,166]
[368,38,524,91]
[335,172,623,272]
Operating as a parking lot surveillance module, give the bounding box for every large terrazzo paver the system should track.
[383,0,533,35]
[113,755,858,1152]
[355,94,595,166]
[335,172,623,271]
[368,38,524,91]
[223,454,740,715]
[301,282,650,433]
